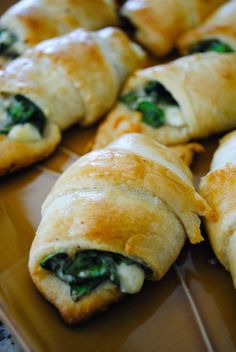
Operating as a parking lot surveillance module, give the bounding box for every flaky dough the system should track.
[199,130,236,289]
[0,0,118,61]
[94,53,236,146]
[29,133,211,324]
[120,0,226,56]
[0,28,145,175]
[178,0,236,54]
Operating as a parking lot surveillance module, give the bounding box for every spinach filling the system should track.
[40,251,150,302]
[0,95,46,135]
[189,39,234,54]
[0,28,20,59]
[120,81,178,128]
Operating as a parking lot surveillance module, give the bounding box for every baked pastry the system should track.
[0,27,145,176]
[94,53,236,147]
[119,0,226,57]
[29,133,211,325]
[199,130,236,288]
[0,0,118,65]
[169,143,204,167]
[178,0,236,55]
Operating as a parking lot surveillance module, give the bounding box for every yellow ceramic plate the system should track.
[0,1,236,351]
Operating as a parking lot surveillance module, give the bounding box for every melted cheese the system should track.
[162,106,185,127]
[8,123,41,142]
[117,262,145,294]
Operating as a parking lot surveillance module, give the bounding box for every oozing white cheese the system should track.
[117,262,145,294]
[8,123,41,142]
[161,105,185,127]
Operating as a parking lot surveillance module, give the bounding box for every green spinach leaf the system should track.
[120,91,140,109]
[40,252,74,283]
[70,278,102,301]
[40,250,149,302]
[120,80,178,128]
[0,95,46,135]
[137,101,165,128]
[0,29,19,59]
[189,39,234,54]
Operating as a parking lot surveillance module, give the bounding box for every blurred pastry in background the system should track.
[199,130,236,289]
[94,53,236,147]
[119,0,226,57]
[0,0,118,65]
[178,0,236,55]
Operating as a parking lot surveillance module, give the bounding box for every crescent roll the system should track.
[0,0,118,65]
[0,27,145,175]
[199,130,236,289]
[178,0,236,55]
[119,0,226,57]
[29,133,211,325]
[94,53,236,148]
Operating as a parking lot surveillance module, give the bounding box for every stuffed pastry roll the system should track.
[178,0,236,55]
[119,0,226,57]
[199,130,236,288]
[0,0,118,65]
[94,53,236,147]
[29,133,211,324]
[0,27,145,175]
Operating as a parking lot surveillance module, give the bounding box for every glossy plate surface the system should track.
[0,2,236,351]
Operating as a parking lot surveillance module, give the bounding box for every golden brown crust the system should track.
[0,123,61,176]
[93,105,204,167]
[178,0,236,54]
[200,168,236,269]
[93,102,190,146]
[93,104,142,149]
[121,0,226,56]
[170,143,204,167]
[0,28,145,130]
[0,0,118,50]
[94,53,236,146]
[32,271,122,325]
[199,130,236,288]
[29,134,211,324]
[0,28,145,175]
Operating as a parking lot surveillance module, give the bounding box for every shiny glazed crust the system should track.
[29,133,211,324]
[199,131,236,288]
[178,0,236,54]
[0,0,118,50]
[121,0,226,56]
[94,53,236,146]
